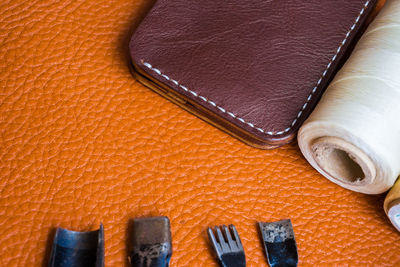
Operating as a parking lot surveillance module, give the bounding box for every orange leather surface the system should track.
[0,0,398,266]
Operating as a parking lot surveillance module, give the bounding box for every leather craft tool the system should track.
[298,0,400,231]
[129,216,172,267]
[129,0,379,149]
[49,224,104,267]
[258,220,298,267]
[207,224,246,267]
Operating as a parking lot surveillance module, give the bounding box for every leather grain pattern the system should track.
[130,0,378,147]
[0,0,398,266]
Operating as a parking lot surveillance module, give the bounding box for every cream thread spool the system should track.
[385,179,400,231]
[298,0,400,230]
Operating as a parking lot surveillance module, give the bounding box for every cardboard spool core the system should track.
[311,137,376,185]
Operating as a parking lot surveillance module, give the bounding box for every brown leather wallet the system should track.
[129,0,377,149]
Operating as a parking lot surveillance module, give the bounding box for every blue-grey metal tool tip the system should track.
[258,219,298,267]
[49,223,104,267]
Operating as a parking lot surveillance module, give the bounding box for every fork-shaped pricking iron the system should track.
[207,225,246,267]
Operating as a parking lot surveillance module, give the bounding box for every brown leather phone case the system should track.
[129,0,377,149]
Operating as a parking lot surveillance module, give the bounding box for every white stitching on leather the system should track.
[141,0,370,136]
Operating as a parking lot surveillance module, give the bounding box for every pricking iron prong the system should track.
[207,224,246,267]
[258,219,298,267]
[49,224,104,267]
[130,216,172,267]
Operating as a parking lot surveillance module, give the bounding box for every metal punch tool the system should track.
[49,224,104,267]
[207,224,246,267]
[129,216,172,267]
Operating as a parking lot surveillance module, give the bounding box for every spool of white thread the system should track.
[298,0,400,230]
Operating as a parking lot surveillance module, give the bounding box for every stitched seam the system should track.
[142,0,370,136]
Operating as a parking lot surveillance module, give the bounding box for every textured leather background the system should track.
[0,0,398,266]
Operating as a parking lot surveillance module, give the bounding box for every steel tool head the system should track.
[258,219,298,267]
[49,224,104,267]
[130,216,172,267]
[207,224,246,267]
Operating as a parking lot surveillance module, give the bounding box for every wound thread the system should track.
[298,0,400,230]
